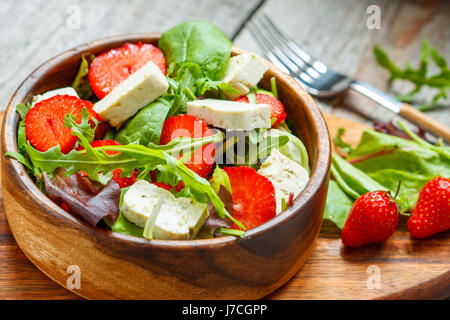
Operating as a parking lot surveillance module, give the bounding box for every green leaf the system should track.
[333,128,353,154]
[25,138,245,230]
[72,54,95,100]
[4,151,33,170]
[16,103,31,120]
[331,154,387,198]
[111,187,144,237]
[64,107,97,143]
[374,41,450,111]
[159,21,232,81]
[17,120,26,153]
[265,129,309,172]
[346,129,450,211]
[210,165,232,195]
[323,180,353,229]
[115,98,170,146]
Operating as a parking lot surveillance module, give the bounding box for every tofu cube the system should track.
[222,53,269,99]
[187,99,271,130]
[93,60,168,127]
[121,180,208,240]
[258,149,309,214]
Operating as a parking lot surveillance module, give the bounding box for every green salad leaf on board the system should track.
[374,40,450,111]
[323,180,353,229]
[324,125,450,229]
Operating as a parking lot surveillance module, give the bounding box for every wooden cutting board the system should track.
[0,113,448,300]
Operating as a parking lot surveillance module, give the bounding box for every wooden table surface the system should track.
[0,0,449,299]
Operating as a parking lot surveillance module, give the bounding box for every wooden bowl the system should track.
[1,34,331,299]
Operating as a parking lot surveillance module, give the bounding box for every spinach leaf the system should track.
[159,21,232,80]
[115,98,170,146]
[323,180,353,229]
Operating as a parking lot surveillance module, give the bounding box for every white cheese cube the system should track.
[122,180,208,240]
[258,149,309,214]
[222,54,268,99]
[93,61,168,127]
[31,87,79,107]
[187,99,271,130]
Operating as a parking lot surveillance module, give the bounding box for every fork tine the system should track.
[249,19,315,85]
[247,22,316,91]
[254,15,311,73]
[253,17,323,81]
[259,14,328,74]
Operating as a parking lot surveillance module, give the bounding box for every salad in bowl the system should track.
[6,21,311,241]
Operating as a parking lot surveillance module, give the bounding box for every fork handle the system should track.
[350,81,450,142]
[398,103,450,142]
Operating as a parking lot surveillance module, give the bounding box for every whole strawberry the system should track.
[342,191,398,247]
[407,177,450,239]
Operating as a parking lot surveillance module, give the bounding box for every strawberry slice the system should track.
[160,114,216,178]
[88,42,166,99]
[79,140,137,188]
[235,93,286,127]
[223,166,276,230]
[25,95,100,154]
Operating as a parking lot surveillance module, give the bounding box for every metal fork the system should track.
[248,14,450,142]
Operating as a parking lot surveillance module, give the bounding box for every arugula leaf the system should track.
[64,107,97,143]
[24,138,245,230]
[374,40,450,111]
[4,151,32,170]
[333,128,353,154]
[72,53,95,100]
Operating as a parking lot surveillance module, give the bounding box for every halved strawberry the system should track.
[235,93,286,127]
[223,166,276,230]
[160,114,216,178]
[80,140,137,188]
[25,95,100,154]
[88,42,166,99]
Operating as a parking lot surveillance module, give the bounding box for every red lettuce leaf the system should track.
[43,169,121,226]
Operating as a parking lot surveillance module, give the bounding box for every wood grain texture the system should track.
[0,35,330,299]
[233,0,450,133]
[0,0,448,300]
[1,112,448,300]
[0,0,260,111]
